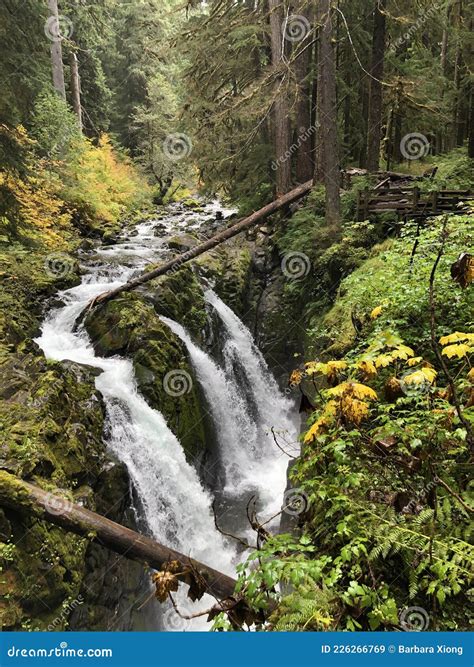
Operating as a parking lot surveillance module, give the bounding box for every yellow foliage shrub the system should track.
[0,164,71,249]
[62,134,149,225]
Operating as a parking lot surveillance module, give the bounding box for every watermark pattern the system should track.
[44,252,75,279]
[282,15,311,43]
[163,606,191,631]
[399,605,430,631]
[390,0,446,53]
[282,487,310,516]
[272,124,316,171]
[399,371,432,398]
[162,133,193,162]
[281,251,311,280]
[163,369,193,397]
[47,596,84,631]
[43,492,74,516]
[400,133,430,160]
[401,478,438,514]
[44,15,74,42]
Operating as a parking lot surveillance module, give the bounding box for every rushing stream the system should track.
[35,200,297,630]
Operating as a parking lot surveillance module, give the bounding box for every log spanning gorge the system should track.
[34,201,299,630]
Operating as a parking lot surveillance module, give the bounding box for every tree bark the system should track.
[84,179,313,309]
[452,0,463,149]
[468,85,474,158]
[366,0,387,171]
[269,0,292,195]
[313,1,324,183]
[315,0,341,227]
[294,10,314,183]
[0,471,237,601]
[70,51,83,131]
[47,0,66,99]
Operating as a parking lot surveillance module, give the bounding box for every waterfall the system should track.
[33,198,297,631]
[161,296,297,525]
[35,214,239,630]
[36,287,234,577]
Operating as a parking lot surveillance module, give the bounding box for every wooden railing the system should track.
[356,187,471,221]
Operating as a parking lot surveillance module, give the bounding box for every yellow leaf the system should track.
[341,395,371,425]
[439,331,474,346]
[375,353,394,368]
[370,305,383,320]
[327,360,348,372]
[441,343,473,359]
[303,401,337,443]
[305,361,324,376]
[468,368,474,383]
[403,368,437,385]
[289,369,303,387]
[392,344,415,360]
[357,359,377,377]
[407,356,423,367]
[421,367,437,383]
[327,381,377,401]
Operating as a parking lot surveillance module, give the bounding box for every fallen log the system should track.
[0,470,237,601]
[86,180,313,309]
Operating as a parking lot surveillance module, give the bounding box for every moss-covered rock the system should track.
[84,288,207,459]
[0,351,107,630]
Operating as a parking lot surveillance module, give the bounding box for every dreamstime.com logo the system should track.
[6,642,112,659]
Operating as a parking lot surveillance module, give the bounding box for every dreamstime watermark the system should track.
[44,252,75,279]
[399,605,430,631]
[44,15,74,42]
[401,478,439,515]
[47,596,84,631]
[282,487,310,516]
[272,124,316,171]
[399,371,432,398]
[162,133,193,162]
[43,492,74,516]
[163,606,191,631]
[7,643,112,659]
[390,0,447,53]
[400,133,430,160]
[163,369,193,397]
[281,251,311,279]
[282,14,311,43]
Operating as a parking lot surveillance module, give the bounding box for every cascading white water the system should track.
[34,203,240,630]
[161,293,298,525]
[159,317,259,495]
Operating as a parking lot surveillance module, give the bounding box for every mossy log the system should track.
[86,180,313,309]
[0,471,236,601]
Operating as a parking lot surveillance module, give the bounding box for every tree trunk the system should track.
[83,180,313,310]
[47,0,66,99]
[440,28,448,76]
[269,0,292,195]
[70,51,83,131]
[452,0,463,149]
[366,0,387,171]
[0,471,236,601]
[468,85,474,158]
[313,1,324,183]
[315,0,341,227]
[294,14,314,183]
